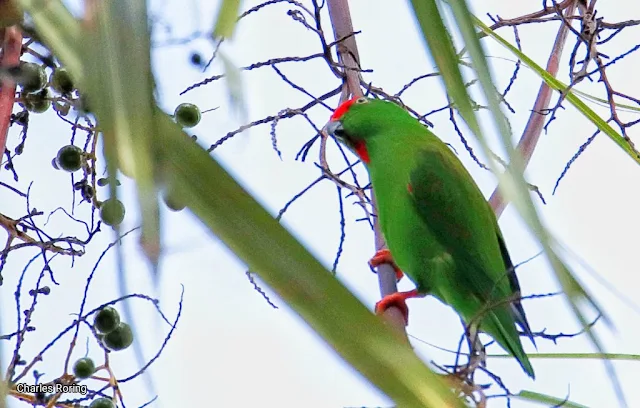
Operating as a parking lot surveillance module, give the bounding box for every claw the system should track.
[369,249,403,281]
[374,289,423,326]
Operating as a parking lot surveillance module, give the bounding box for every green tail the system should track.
[484,307,535,379]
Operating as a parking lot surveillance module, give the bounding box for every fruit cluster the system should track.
[93,306,134,351]
[17,62,75,114]
[68,306,134,408]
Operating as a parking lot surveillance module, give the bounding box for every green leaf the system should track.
[489,353,640,361]
[409,0,482,137]
[513,390,589,408]
[81,0,160,267]
[213,0,242,39]
[565,88,640,113]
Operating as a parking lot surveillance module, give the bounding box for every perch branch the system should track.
[325,0,407,335]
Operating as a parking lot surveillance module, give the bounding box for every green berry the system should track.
[174,103,201,128]
[72,357,95,379]
[102,322,133,351]
[23,89,51,113]
[50,68,74,94]
[162,189,186,212]
[93,306,120,334]
[18,62,47,94]
[55,145,83,172]
[89,398,115,408]
[99,199,125,227]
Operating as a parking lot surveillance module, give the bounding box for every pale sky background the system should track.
[2,1,640,407]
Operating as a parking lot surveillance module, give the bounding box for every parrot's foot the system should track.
[375,289,423,325]
[369,249,403,281]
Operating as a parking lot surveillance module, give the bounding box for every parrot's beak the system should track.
[324,120,344,140]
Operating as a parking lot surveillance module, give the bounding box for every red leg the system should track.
[369,249,403,281]
[374,289,423,325]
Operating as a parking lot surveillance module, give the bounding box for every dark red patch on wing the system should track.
[407,183,413,194]
[354,140,370,164]
[330,96,360,121]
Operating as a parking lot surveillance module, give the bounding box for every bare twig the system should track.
[487,0,575,32]
[0,211,85,281]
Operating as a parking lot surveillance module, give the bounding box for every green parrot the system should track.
[324,96,535,378]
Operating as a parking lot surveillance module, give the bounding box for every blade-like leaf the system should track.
[409,0,482,137]
[490,353,640,361]
[213,0,241,39]
[82,0,159,267]
[83,0,161,396]
[514,390,589,408]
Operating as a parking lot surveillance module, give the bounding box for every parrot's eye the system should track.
[355,97,368,104]
[333,127,347,138]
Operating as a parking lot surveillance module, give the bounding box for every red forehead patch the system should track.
[330,96,360,121]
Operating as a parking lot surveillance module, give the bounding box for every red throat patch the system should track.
[330,96,360,121]
[354,140,370,164]
[330,97,369,164]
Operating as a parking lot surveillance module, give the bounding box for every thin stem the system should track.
[489,2,578,217]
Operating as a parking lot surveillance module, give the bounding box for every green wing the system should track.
[408,141,535,378]
[495,225,534,337]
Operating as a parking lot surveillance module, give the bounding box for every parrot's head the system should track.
[324,97,407,164]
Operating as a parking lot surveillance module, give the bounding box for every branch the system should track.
[0,26,22,164]
[326,0,361,100]
[489,1,578,217]
[0,212,84,256]
[325,0,407,336]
